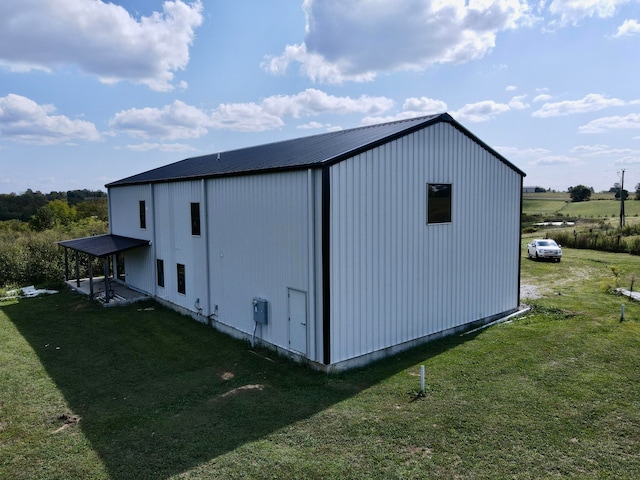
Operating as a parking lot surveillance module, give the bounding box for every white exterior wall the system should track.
[328,122,521,364]
[151,181,208,314]
[108,185,155,294]
[207,170,322,362]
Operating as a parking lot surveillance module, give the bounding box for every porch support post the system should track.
[104,257,110,304]
[75,251,80,287]
[64,248,69,282]
[88,256,94,300]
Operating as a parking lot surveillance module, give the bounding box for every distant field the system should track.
[523,192,640,221]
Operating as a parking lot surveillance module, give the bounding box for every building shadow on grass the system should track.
[4,290,480,479]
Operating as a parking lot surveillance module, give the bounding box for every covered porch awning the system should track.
[58,234,150,257]
[58,234,150,303]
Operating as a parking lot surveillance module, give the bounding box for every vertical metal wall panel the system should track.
[149,181,208,313]
[108,185,155,294]
[207,171,314,359]
[329,123,522,364]
[108,185,153,239]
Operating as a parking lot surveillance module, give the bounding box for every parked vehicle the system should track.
[527,239,562,262]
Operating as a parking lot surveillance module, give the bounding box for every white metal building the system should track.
[75,114,525,370]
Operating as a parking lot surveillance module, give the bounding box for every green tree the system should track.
[568,185,592,202]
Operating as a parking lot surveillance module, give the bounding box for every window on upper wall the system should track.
[427,183,452,224]
[191,202,201,236]
[177,263,186,294]
[157,259,164,288]
[139,200,146,229]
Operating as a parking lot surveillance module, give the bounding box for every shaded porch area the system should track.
[65,277,149,306]
[58,234,150,306]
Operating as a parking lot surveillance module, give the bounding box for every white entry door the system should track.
[288,288,307,355]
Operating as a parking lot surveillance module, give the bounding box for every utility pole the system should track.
[619,169,625,228]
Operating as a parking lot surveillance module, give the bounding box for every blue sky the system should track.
[1,0,639,194]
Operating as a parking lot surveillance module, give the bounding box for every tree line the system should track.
[0,189,109,289]
[567,183,640,203]
[0,189,107,222]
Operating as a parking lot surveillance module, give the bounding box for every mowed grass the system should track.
[2,246,640,479]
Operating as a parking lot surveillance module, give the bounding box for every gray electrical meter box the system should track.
[252,298,268,324]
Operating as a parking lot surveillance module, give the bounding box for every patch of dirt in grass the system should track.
[209,384,266,403]
[220,371,235,381]
[521,284,542,299]
[52,413,80,434]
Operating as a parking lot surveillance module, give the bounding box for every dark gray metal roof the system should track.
[106,113,524,187]
[58,234,150,257]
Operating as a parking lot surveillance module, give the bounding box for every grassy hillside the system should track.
[523,192,640,222]
[1,246,639,479]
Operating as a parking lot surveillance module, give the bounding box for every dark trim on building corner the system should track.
[518,175,524,307]
[322,166,331,365]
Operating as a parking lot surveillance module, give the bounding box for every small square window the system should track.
[139,201,146,229]
[427,183,452,224]
[157,259,164,288]
[177,263,186,294]
[191,202,201,236]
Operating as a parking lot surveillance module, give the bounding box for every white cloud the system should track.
[209,103,285,132]
[547,0,632,26]
[614,18,640,37]
[451,100,511,122]
[578,113,640,133]
[531,155,581,166]
[0,0,203,91]
[509,95,530,110]
[361,96,447,124]
[264,0,533,83]
[110,100,211,139]
[261,88,394,118]
[533,94,553,102]
[506,85,518,91]
[495,146,551,157]
[110,89,397,137]
[403,97,448,113]
[124,142,197,153]
[297,121,329,129]
[532,93,627,117]
[0,93,100,144]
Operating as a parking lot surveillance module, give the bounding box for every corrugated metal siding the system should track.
[329,122,521,364]
[108,185,155,294]
[207,171,318,360]
[109,185,153,239]
[151,181,208,312]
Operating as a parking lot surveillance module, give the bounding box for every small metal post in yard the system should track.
[620,304,625,322]
[420,365,425,395]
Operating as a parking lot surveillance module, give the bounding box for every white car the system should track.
[527,239,562,262]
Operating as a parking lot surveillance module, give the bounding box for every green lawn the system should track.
[1,246,640,479]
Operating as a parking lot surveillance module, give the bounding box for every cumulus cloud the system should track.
[614,18,640,37]
[532,93,627,117]
[0,0,203,91]
[509,95,529,110]
[110,89,396,138]
[531,155,581,166]
[533,93,553,102]
[547,0,632,26]
[110,100,211,140]
[451,100,511,122]
[578,113,640,133]
[261,89,394,118]
[0,93,100,144]
[361,96,447,124]
[263,0,533,83]
[124,142,198,153]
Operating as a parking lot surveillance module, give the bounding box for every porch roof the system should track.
[58,234,150,257]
